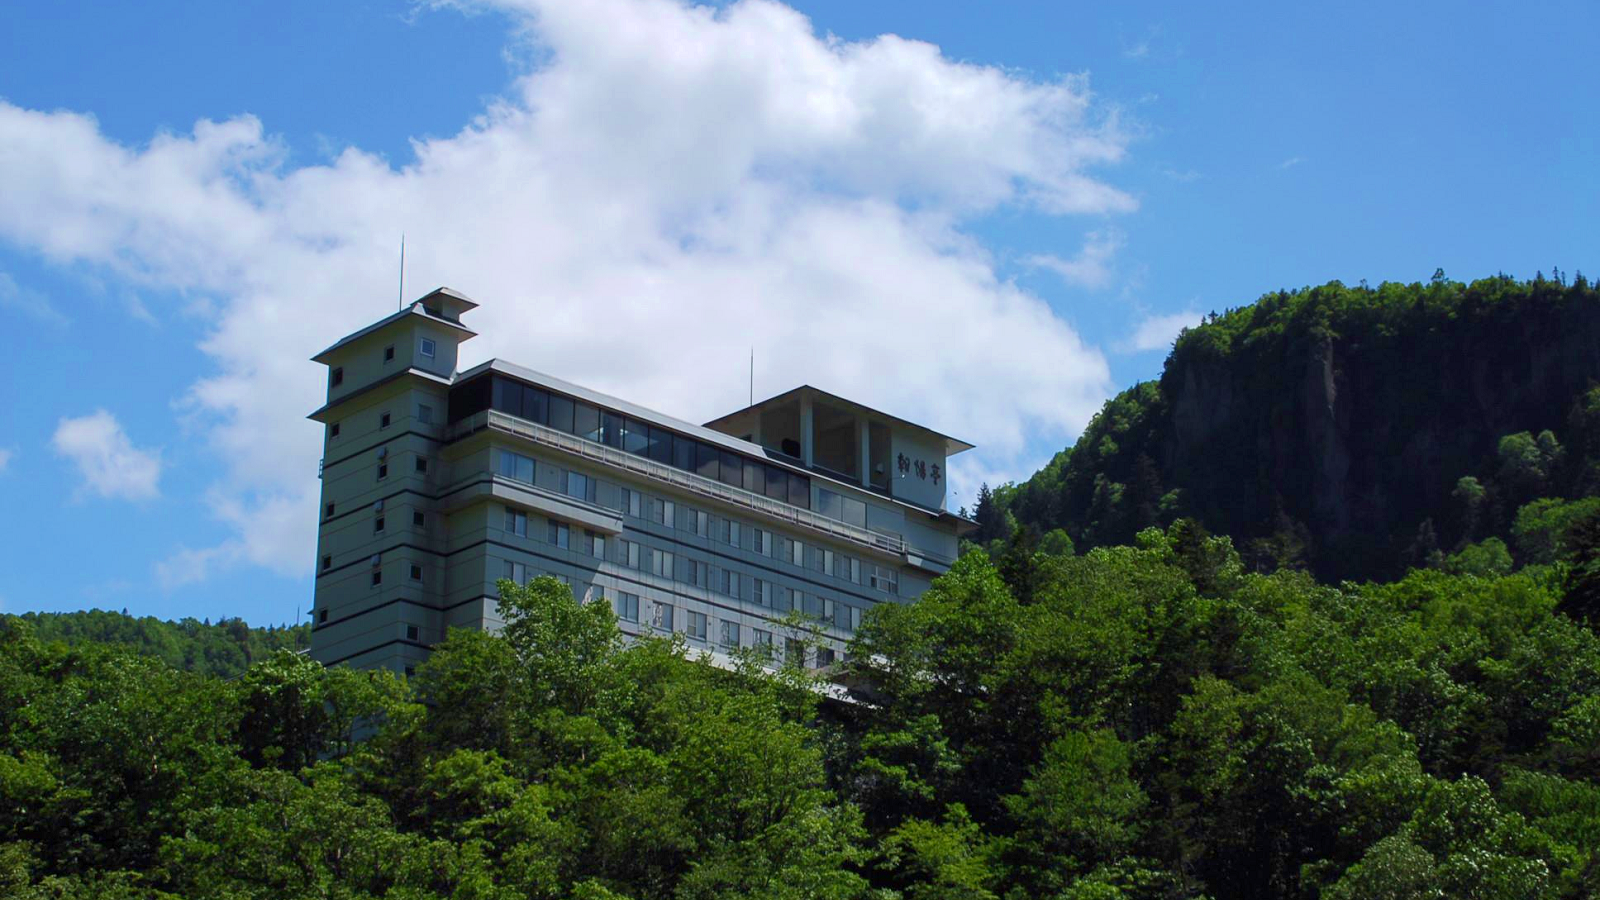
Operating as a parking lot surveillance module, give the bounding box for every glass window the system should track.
[492,377,523,418]
[566,471,590,502]
[686,610,707,640]
[673,436,695,471]
[574,402,601,442]
[614,592,639,622]
[623,419,649,455]
[417,404,434,425]
[719,450,742,487]
[848,606,862,631]
[548,394,575,433]
[330,367,343,387]
[547,520,569,549]
[523,386,549,424]
[419,338,436,358]
[498,450,534,484]
[601,411,624,448]
[816,489,842,520]
[504,508,528,536]
[589,531,606,558]
[654,601,675,631]
[720,620,739,647]
[842,496,867,528]
[743,460,764,495]
[789,474,809,509]
[648,426,674,464]
[754,629,773,648]
[695,442,719,480]
[765,466,788,501]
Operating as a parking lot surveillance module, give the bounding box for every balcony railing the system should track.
[449,410,912,559]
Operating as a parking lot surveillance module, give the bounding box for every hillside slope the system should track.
[8,609,309,678]
[996,272,1600,581]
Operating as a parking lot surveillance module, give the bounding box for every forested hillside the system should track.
[8,609,308,678]
[987,272,1600,582]
[3,540,1598,899]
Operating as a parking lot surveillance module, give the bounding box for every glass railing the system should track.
[449,410,920,559]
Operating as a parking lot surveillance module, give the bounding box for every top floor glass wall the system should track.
[450,374,812,510]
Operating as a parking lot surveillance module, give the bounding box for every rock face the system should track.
[1012,277,1600,581]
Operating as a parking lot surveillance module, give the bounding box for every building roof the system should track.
[311,291,478,364]
[704,384,975,457]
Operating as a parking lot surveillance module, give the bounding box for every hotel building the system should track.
[307,288,973,674]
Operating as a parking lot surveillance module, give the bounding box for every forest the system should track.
[3,525,1598,898]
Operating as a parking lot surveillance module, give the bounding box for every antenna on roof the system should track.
[749,346,754,407]
[397,234,406,311]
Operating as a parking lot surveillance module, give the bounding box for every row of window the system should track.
[611,591,839,667]
[328,402,437,443]
[327,337,436,388]
[452,375,812,509]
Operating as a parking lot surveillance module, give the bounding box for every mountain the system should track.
[7,608,310,678]
[991,271,1600,581]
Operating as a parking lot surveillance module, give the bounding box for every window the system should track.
[648,425,673,464]
[623,418,649,455]
[565,471,590,502]
[753,578,772,607]
[673,435,695,471]
[686,508,710,537]
[754,628,773,647]
[415,457,428,473]
[871,564,898,595]
[695,442,719,481]
[817,647,836,667]
[847,605,862,632]
[721,519,741,546]
[600,411,624,448]
[413,511,425,527]
[619,539,642,569]
[419,337,436,358]
[417,404,434,425]
[686,559,707,587]
[330,367,343,387]
[685,610,707,640]
[383,345,395,362]
[588,531,605,558]
[651,498,675,527]
[789,539,805,567]
[380,412,391,429]
[753,528,773,556]
[377,463,388,480]
[846,557,861,584]
[786,587,802,613]
[321,555,331,571]
[410,564,423,581]
[720,449,742,487]
[653,602,675,631]
[548,394,575,433]
[574,403,601,442]
[618,487,641,517]
[816,548,834,575]
[329,422,340,438]
[651,549,675,578]
[318,608,328,623]
[714,567,736,596]
[498,450,535,484]
[406,624,420,641]
[547,520,570,549]
[720,619,740,647]
[822,597,836,623]
[373,516,385,534]
[371,570,383,587]
[614,592,640,622]
[816,489,868,529]
[785,638,805,668]
[325,502,336,519]
[503,560,530,584]
[504,508,528,537]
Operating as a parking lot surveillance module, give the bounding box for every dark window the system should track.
[374,516,385,534]
[523,385,548,424]
[765,466,788,501]
[405,624,420,640]
[623,419,649,455]
[415,457,428,473]
[371,570,383,586]
[404,665,415,678]
[377,464,388,480]
[547,393,575,433]
[601,411,624,448]
[383,345,394,362]
[648,425,674,464]
[449,374,492,423]
[790,473,810,508]
[329,422,340,438]
[325,502,335,519]
[575,402,601,442]
[720,449,742,487]
[673,436,695,471]
[330,367,343,387]
[409,564,422,581]
[318,608,328,623]
[744,460,765,494]
[321,555,331,571]
[380,412,391,429]
[696,442,719,480]
[413,511,425,527]
[492,377,523,418]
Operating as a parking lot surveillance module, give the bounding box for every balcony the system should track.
[448,410,921,561]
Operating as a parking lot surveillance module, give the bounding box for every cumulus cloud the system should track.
[0,0,1133,581]
[1028,229,1125,290]
[51,410,162,501]
[1122,309,1202,353]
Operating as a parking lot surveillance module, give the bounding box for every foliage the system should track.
[6,608,309,678]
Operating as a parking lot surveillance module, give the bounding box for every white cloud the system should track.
[51,410,162,501]
[1028,228,1125,290]
[1278,155,1304,170]
[1122,309,1202,353]
[0,0,1134,579]
[0,271,69,326]
[0,447,12,473]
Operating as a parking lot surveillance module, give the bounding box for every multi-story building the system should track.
[307,288,974,674]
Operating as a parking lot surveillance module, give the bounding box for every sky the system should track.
[0,0,1594,628]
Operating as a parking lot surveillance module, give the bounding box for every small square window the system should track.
[377,464,388,480]
[413,511,425,527]
[330,367,343,387]
[415,457,428,473]
[318,608,328,623]
[383,345,395,362]
[321,555,331,571]
[420,338,436,358]
[405,624,419,641]
[329,422,340,438]
[417,404,434,425]
[325,502,335,519]
[380,412,391,429]
[371,570,383,587]
[409,564,423,581]
[404,665,415,678]
[374,516,385,534]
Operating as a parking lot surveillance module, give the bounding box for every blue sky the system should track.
[0,0,1594,627]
